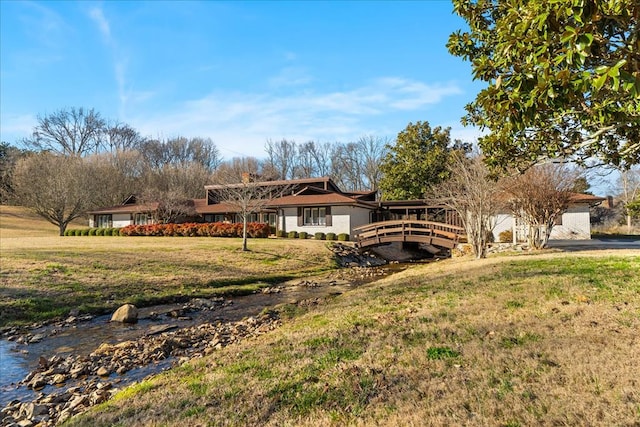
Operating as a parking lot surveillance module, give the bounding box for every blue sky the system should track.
[0,0,486,158]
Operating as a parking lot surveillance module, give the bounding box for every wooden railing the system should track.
[353,220,466,249]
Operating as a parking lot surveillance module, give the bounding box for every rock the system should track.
[146,324,178,336]
[96,366,110,377]
[51,374,67,385]
[28,333,45,344]
[67,394,87,411]
[110,304,138,323]
[28,374,47,390]
[19,402,47,419]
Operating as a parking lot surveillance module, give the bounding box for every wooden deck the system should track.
[353,220,466,249]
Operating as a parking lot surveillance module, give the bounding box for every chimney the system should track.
[605,195,614,209]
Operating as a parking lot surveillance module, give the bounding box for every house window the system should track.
[266,213,277,227]
[96,214,112,228]
[304,207,326,226]
[133,213,154,225]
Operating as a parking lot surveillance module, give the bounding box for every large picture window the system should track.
[303,207,326,226]
[96,214,112,228]
[133,213,154,225]
[297,206,331,227]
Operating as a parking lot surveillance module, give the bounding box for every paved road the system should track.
[547,238,640,251]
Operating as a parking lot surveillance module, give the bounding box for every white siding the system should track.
[550,204,591,239]
[279,205,373,240]
[490,204,593,241]
[89,214,132,228]
[492,214,514,242]
[113,214,133,228]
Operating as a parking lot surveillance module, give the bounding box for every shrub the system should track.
[298,231,308,239]
[499,230,513,243]
[337,233,350,241]
[288,231,298,239]
[96,228,105,236]
[64,229,73,236]
[276,230,286,238]
[80,229,89,236]
[74,229,83,236]
[326,232,337,241]
[89,228,97,236]
[118,222,271,238]
[314,232,325,240]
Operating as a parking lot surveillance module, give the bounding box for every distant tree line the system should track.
[1,107,392,235]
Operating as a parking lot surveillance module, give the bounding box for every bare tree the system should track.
[211,157,289,251]
[103,122,145,152]
[138,163,211,223]
[503,164,578,249]
[427,152,503,259]
[23,107,106,157]
[357,135,388,191]
[331,142,363,191]
[86,150,146,208]
[265,139,297,180]
[138,137,221,173]
[310,141,334,177]
[614,167,640,232]
[12,152,95,235]
[294,141,318,178]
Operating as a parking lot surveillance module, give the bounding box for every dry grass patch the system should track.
[68,252,640,426]
[1,222,336,326]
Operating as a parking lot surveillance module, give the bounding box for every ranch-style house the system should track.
[88,176,604,242]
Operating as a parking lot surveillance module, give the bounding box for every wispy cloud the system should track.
[88,7,110,39]
[268,66,313,88]
[87,6,132,119]
[0,113,37,141]
[131,76,463,156]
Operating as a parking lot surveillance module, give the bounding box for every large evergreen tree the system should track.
[448,0,639,171]
[379,121,453,200]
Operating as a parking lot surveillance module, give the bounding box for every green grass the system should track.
[1,226,338,326]
[67,253,640,426]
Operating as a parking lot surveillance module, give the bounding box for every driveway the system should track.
[547,238,640,251]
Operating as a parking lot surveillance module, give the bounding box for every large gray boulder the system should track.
[110,304,138,323]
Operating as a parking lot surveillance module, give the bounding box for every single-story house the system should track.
[200,177,379,238]
[88,177,604,242]
[88,196,157,228]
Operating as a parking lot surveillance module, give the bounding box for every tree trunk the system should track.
[59,222,66,236]
[627,214,632,234]
[242,217,248,251]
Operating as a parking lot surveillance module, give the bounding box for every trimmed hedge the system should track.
[119,222,270,238]
[276,230,286,238]
[298,231,308,239]
[337,233,350,241]
[326,232,337,241]
[287,231,298,239]
[314,232,325,240]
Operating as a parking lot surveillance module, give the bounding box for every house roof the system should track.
[268,193,376,208]
[87,202,158,215]
[205,176,341,192]
[568,193,606,204]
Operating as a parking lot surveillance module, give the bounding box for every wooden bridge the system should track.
[354,220,466,249]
